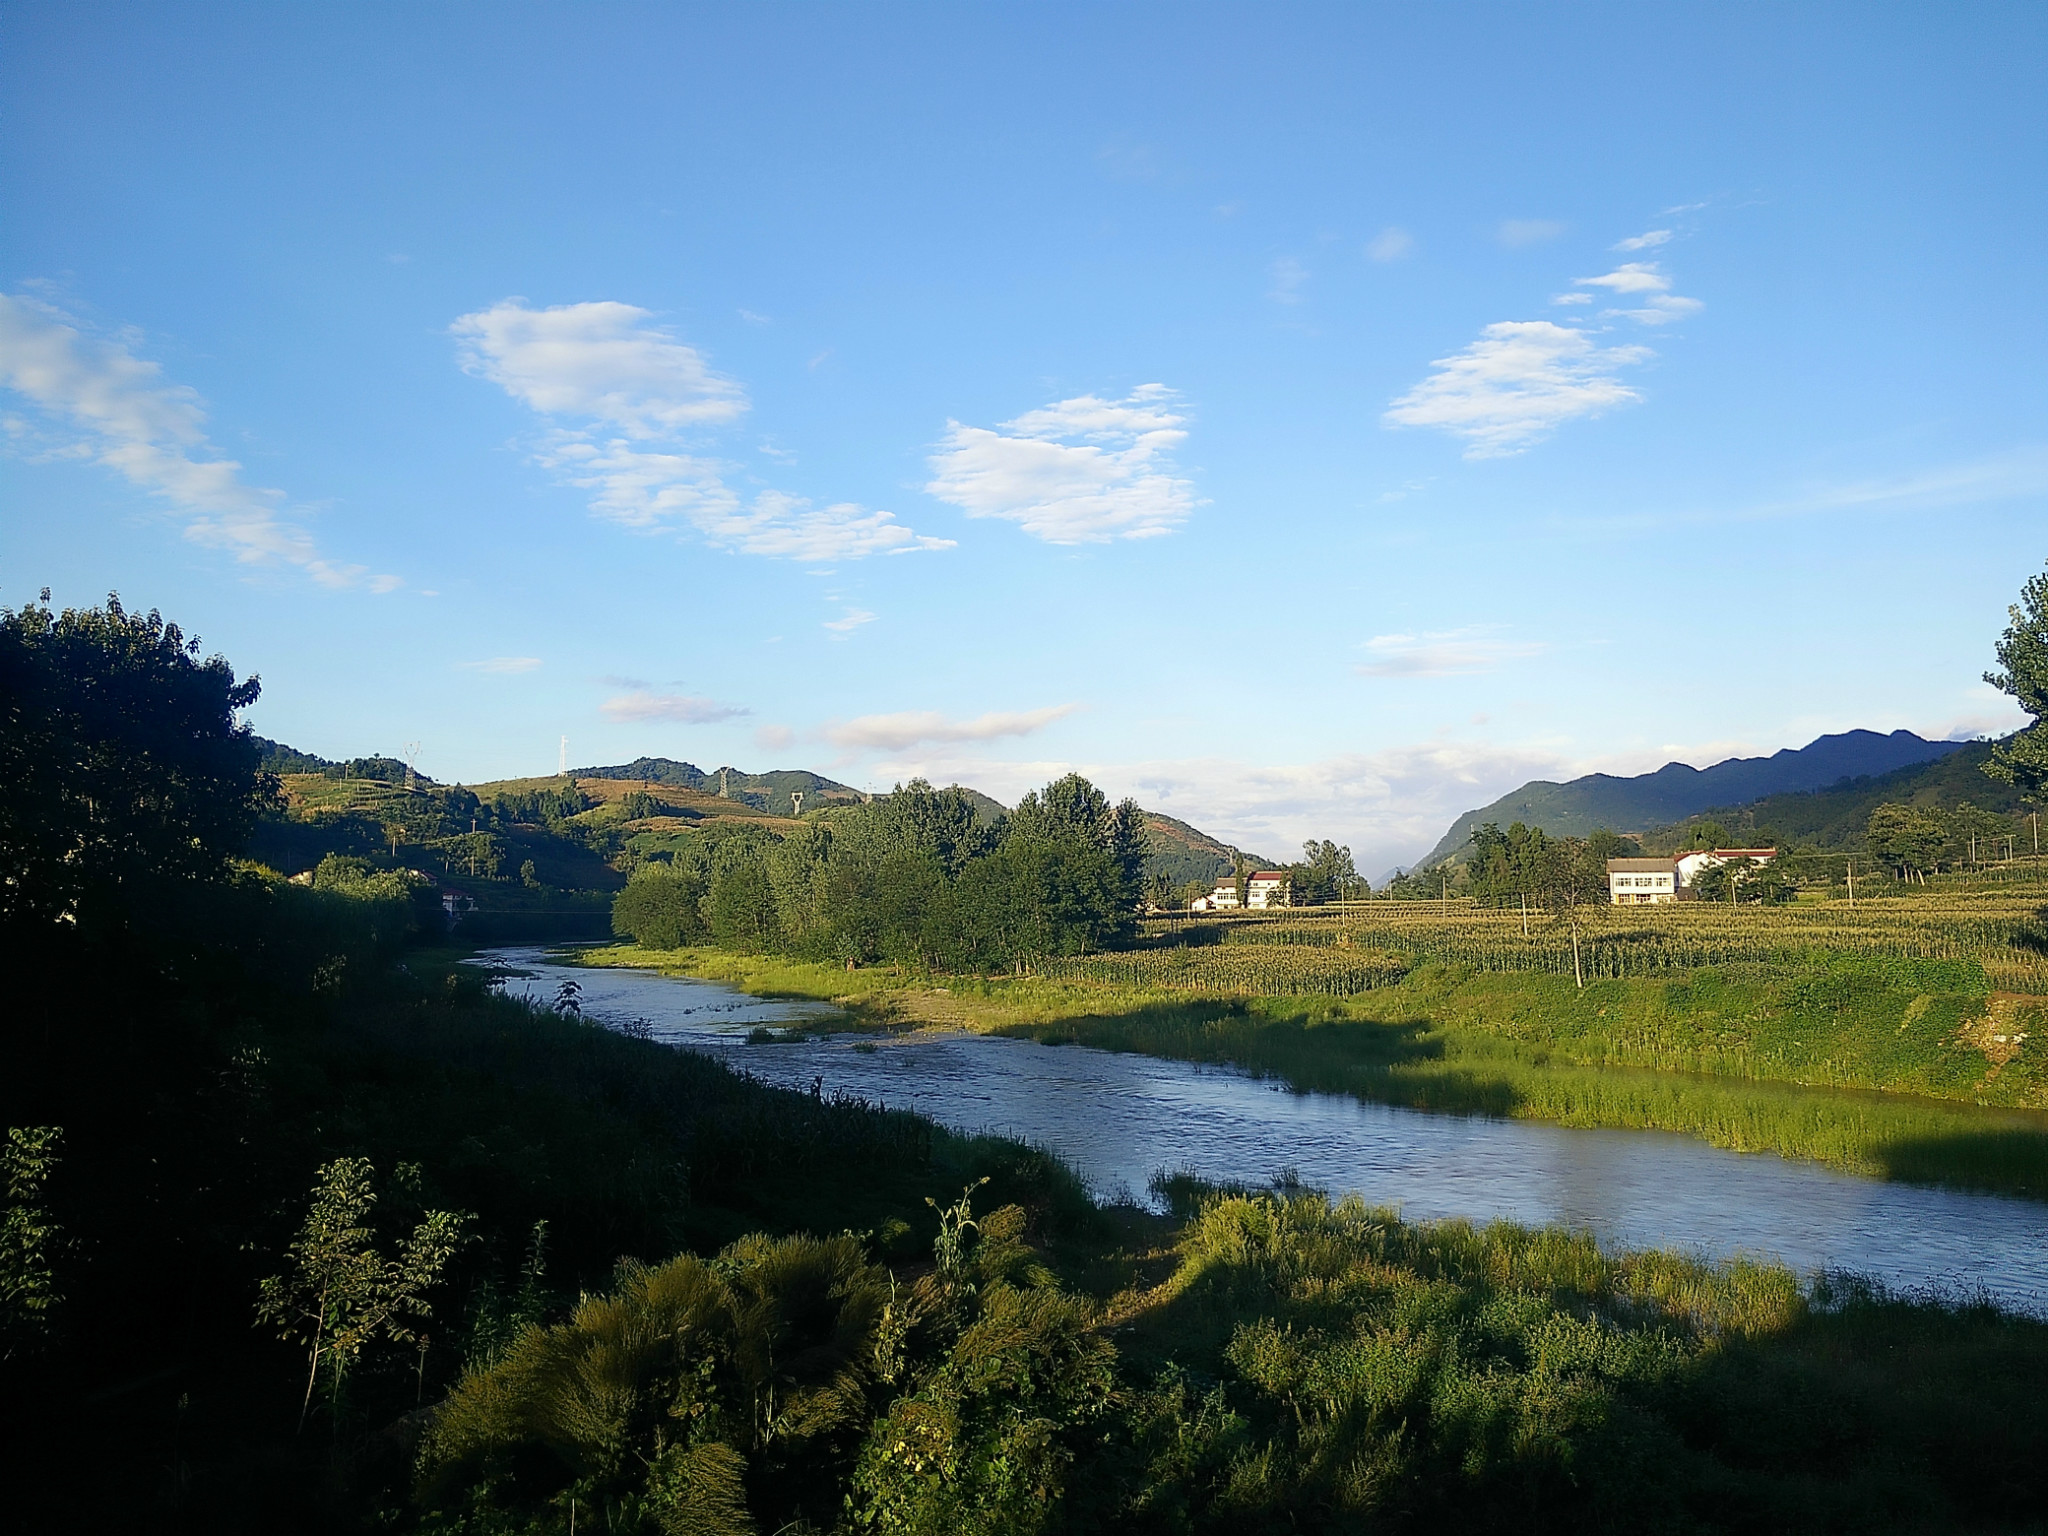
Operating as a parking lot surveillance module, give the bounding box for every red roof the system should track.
[1249,871,1288,881]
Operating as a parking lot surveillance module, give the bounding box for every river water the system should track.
[482,947,2048,1313]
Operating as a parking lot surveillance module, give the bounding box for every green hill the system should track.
[1419,730,1968,867]
[575,756,865,818]
[1143,811,1277,890]
[1640,739,2037,852]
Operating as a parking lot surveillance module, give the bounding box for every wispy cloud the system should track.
[0,292,395,589]
[1366,227,1414,262]
[454,299,949,561]
[1268,257,1309,304]
[458,656,543,674]
[600,690,751,724]
[1357,628,1545,678]
[925,386,1200,543]
[452,299,746,435]
[1614,228,1673,251]
[1497,219,1565,248]
[1383,321,1650,458]
[824,607,875,638]
[1569,262,1703,326]
[826,704,1077,753]
[1388,237,1707,457]
[754,724,796,752]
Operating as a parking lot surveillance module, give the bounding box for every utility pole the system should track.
[1440,868,1447,918]
[1846,856,1855,910]
[558,736,568,776]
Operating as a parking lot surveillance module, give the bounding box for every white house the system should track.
[1190,870,1293,911]
[1607,858,1678,904]
[1674,848,1777,896]
[1247,870,1292,910]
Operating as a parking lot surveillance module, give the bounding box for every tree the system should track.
[1680,820,1731,852]
[1867,803,1948,882]
[255,1157,469,1428]
[1,1127,64,1361]
[1533,836,1606,988]
[1292,840,1361,905]
[1010,773,1149,914]
[613,864,708,949]
[1985,558,2048,792]
[0,592,267,940]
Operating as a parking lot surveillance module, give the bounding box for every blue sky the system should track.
[4,2,2043,873]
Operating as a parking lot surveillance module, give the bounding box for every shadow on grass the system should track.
[1116,1186,2048,1533]
[1872,1125,2048,1199]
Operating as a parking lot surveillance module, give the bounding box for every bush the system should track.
[612,866,707,949]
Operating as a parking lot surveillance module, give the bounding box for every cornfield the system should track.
[1040,944,1411,996]
[1107,888,2048,996]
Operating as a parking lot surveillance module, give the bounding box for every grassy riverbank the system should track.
[578,934,2048,1199]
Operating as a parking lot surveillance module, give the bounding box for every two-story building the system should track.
[1190,870,1293,911]
[1607,857,1678,904]
[1246,870,1291,909]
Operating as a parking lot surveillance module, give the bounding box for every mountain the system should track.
[1143,812,1277,891]
[1637,738,2033,853]
[1418,729,1971,867]
[575,757,863,818]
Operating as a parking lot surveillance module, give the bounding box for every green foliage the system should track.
[255,1157,471,1426]
[0,1126,64,1360]
[615,864,711,949]
[1288,839,1364,905]
[1985,556,2048,791]
[0,591,266,937]
[419,1231,894,1533]
[609,773,1148,973]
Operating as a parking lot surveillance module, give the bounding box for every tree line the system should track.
[613,774,1151,970]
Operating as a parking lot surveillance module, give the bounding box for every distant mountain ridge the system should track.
[574,757,864,819]
[1419,729,1970,868]
[1636,738,2031,854]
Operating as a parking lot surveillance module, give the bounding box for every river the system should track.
[481,947,2048,1313]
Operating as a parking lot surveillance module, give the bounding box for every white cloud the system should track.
[451,300,746,435]
[845,737,1577,878]
[1609,294,1704,326]
[456,298,948,560]
[1498,219,1565,247]
[1573,263,1703,325]
[1357,628,1545,678]
[823,607,876,637]
[1614,229,1674,251]
[1383,321,1650,458]
[1269,257,1308,304]
[0,292,395,589]
[458,656,543,674]
[1550,292,1595,306]
[1366,227,1414,262]
[925,385,1200,543]
[754,724,796,752]
[1575,262,1672,295]
[825,704,1077,753]
[600,690,751,724]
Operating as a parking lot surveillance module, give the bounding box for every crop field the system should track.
[1117,884,2048,996]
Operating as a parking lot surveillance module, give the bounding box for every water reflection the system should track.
[482,948,2048,1313]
